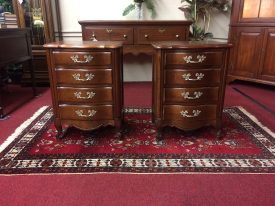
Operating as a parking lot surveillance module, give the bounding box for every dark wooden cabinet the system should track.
[44,41,124,139]
[13,0,61,85]
[79,20,192,55]
[228,0,275,86]
[152,41,231,137]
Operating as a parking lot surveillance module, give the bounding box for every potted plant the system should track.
[179,0,231,40]
[123,0,156,19]
[0,0,13,13]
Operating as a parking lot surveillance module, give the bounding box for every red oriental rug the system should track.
[0,106,274,174]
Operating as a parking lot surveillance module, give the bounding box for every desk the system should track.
[79,20,192,55]
[0,28,36,118]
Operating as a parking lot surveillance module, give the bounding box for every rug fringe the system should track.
[0,106,49,153]
[237,106,275,138]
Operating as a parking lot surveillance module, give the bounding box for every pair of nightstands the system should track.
[44,40,231,139]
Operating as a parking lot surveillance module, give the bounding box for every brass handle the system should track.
[74,91,96,99]
[180,110,201,118]
[75,109,97,118]
[106,28,112,33]
[182,73,205,81]
[183,55,206,64]
[181,91,203,99]
[176,34,180,39]
[144,34,149,38]
[70,55,93,63]
[158,28,166,33]
[123,34,128,39]
[72,73,95,81]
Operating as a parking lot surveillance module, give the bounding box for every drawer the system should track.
[165,51,224,67]
[164,87,219,104]
[135,26,187,44]
[57,87,113,103]
[59,105,113,121]
[163,105,217,121]
[83,27,133,44]
[165,69,220,86]
[53,51,111,66]
[56,69,112,85]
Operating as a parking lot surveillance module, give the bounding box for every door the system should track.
[229,27,264,78]
[258,28,275,82]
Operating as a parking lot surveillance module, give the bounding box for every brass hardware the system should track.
[70,55,93,63]
[180,110,201,118]
[144,34,149,38]
[182,73,205,81]
[72,73,95,81]
[74,91,96,99]
[181,91,203,99]
[183,55,206,64]
[158,28,166,33]
[106,28,113,33]
[75,109,97,118]
[123,34,128,38]
[90,32,97,41]
[175,34,180,39]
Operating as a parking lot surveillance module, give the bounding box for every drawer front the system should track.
[56,69,112,85]
[57,87,113,103]
[59,105,113,121]
[53,51,112,66]
[83,27,133,44]
[136,26,187,44]
[164,87,219,104]
[163,105,217,121]
[165,69,220,86]
[166,51,224,67]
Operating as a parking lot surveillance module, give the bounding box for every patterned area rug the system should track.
[0,106,274,174]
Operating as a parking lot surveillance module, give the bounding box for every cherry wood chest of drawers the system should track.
[79,20,192,54]
[152,41,232,137]
[44,41,123,138]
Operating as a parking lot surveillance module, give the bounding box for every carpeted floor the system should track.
[0,81,275,206]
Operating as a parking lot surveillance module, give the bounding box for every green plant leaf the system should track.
[122,4,136,16]
[144,0,156,18]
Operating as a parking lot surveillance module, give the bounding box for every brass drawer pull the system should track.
[180,110,201,118]
[90,32,97,41]
[175,34,180,39]
[182,73,204,81]
[181,91,203,99]
[184,55,206,64]
[72,73,95,81]
[74,91,96,99]
[75,109,97,118]
[123,34,128,39]
[144,34,149,38]
[70,55,93,63]
[106,28,113,33]
[158,28,166,33]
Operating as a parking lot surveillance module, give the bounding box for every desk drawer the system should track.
[163,105,217,121]
[53,51,111,66]
[164,87,219,104]
[59,105,113,121]
[83,27,133,44]
[166,51,224,67]
[56,69,112,85]
[57,87,113,103]
[136,26,187,44]
[165,69,220,86]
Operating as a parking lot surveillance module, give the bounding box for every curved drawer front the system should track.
[164,87,219,104]
[136,26,187,44]
[166,51,223,67]
[57,87,113,103]
[165,69,220,86]
[83,27,133,44]
[163,105,217,121]
[53,51,112,66]
[59,105,113,121]
[56,69,112,85]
